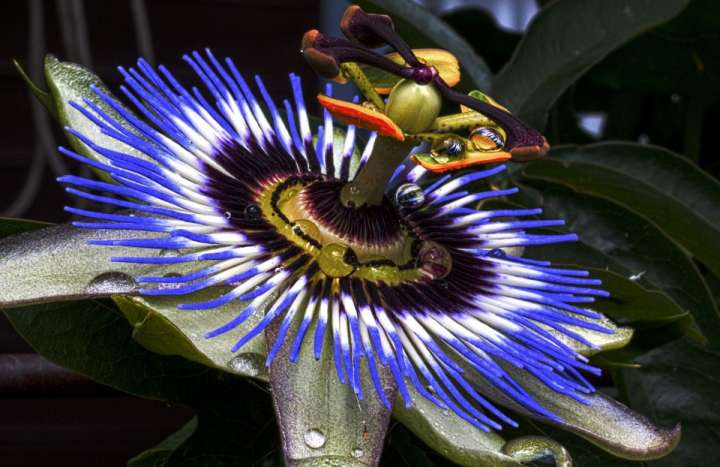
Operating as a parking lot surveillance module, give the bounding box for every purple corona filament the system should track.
[57,49,613,432]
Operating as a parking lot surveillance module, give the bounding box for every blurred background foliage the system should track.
[2,0,720,466]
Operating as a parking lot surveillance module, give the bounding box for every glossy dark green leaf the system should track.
[440,8,521,74]
[357,0,492,90]
[0,217,51,237]
[622,339,720,467]
[585,268,688,324]
[493,0,690,128]
[517,181,720,346]
[588,0,720,97]
[4,300,279,466]
[524,143,720,279]
[128,418,198,467]
[388,424,437,467]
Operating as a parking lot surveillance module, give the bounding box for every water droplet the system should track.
[224,211,232,219]
[227,353,265,377]
[671,93,681,103]
[86,272,137,295]
[432,137,464,157]
[351,448,364,458]
[304,428,327,449]
[638,134,650,145]
[629,271,646,281]
[273,267,284,274]
[349,184,360,195]
[487,248,506,258]
[245,204,261,221]
[395,183,425,209]
[416,241,452,280]
[470,127,505,151]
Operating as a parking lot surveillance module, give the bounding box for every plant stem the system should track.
[341,137,415,206]
[340,62,385,111]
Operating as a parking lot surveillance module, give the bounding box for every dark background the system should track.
[1,1,319,465]
[3,0,719,465]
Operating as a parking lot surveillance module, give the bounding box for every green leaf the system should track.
[585,268,688,324]
[588,0,720,97]
[440,8,521,74]
[4,300,279,466]
[0,217,51,237]
[357,0,492,90]
[621,339,720,467]
[387,424,438,467]
[493,0,690,128]
[524,143,720,279]
[517,181,720,347]
[128,418,198,467]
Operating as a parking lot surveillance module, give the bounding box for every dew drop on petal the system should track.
[395,183,425,209]
[227,353,264,377]
[86,272,137,295]
[470,127,505,150]
[245,204,261,221]
[351,448,364,458]
[304,428,327,449]
[432,137,464,157]
[416,241,452,280]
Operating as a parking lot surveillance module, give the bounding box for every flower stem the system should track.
[342,136,415,206]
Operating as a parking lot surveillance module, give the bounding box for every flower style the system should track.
[56,40,618,433]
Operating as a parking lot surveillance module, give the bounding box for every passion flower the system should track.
[56,47,622,433]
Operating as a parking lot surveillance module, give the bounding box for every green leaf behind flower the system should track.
[493,0,690,128]
[517,181,719,347]
[524,143,720,280]
[5,300,280,467]
[622,339,720,467]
